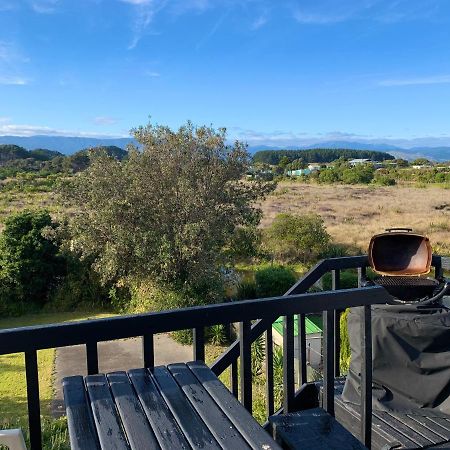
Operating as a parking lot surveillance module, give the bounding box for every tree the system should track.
[0,210,64,306]
[263,213,330,263]
[59,121,274,300]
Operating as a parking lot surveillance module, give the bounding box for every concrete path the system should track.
[51,334,192,417]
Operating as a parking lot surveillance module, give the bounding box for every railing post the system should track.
[358,266,367,288]
[361,305,372,448]
[193,327,205,361]
[25,350,42,450]
[265,328,274,417]
[323,310,335,416]
[86,341,99,375]
[283,315,295,413]
[142,334,154,369]
[297,313,307,386]
[230,359,239,398]
[332,269,341,377]
[240,320,252,412]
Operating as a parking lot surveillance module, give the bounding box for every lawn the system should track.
[0,311,115,421]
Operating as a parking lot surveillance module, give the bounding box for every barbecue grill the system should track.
[343,229,450,416]
[364,228,450,304]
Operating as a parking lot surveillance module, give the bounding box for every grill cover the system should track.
[342,303,450,415]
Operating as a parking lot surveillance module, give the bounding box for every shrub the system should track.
[254,265,296,297]
[0,210,65,308]
[236,280,258,300]
[374,174,396,186]
[263,213,331,263]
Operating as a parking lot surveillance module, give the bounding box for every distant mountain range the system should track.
[1,135,450,161]
[0,135,135,155]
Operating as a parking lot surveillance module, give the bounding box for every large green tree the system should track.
[59,121,274,295]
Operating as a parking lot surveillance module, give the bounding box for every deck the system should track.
[1,254,449,450]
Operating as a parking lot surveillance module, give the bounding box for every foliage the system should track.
[263,213,331,263]
[0,210,65,311]
[0,417,69,450]
[254,265,296,297]
[207,324,229,346]
[225,225,262,260]
[339,309,351,373]
[47,254,108,311]
[251,334,265,377]
[59,121,274,299]
[322,270,358,290]
[341,164,374,184]
[253,148,394,165]
[236,279,258,300]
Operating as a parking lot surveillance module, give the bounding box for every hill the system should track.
[0,135,134,155]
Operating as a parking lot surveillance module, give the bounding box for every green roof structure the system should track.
[272,315,323,337]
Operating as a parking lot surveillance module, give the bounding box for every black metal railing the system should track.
[0,255,447,450]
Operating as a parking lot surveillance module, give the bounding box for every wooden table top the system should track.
[63,360,281,450]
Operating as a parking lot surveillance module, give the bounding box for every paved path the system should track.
[51,334,192,417]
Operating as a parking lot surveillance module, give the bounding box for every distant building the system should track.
[349,158,383,169]
[286,169,311,177]
[349,158,371,166]
[307,164,321,171]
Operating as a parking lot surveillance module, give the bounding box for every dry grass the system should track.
[260,182,450,254]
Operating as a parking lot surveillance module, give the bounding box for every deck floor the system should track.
[330,381,450,449]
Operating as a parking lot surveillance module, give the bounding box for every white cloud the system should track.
[251,12,268,30]
[30,0,60,14]
[145,70,160,77]
[0,76,28,85]
[93,116,119,125]
[378,75,450,87]
[0,122,127,138]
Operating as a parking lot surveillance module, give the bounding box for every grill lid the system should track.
[368,228,432,276]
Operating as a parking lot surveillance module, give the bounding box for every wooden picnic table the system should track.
[63,361,281,450]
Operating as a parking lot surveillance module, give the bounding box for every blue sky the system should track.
[1,0,450,147]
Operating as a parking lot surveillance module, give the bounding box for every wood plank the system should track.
[187,361,282,450]
[390,412,446,446]
[373,411,432,448]
[167,363,251,450]
[85,374,129,450]
[62,376,100,450]
[127,368,189,450]
[334,396,413,449]
[406,415,450,442]
[270,408,367,450]
[151,366,221,450]
[106,372,160,450]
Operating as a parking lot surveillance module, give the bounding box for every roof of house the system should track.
[272,314,323,336]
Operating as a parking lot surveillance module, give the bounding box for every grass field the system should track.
[261,182,450,254]
[0,311,114,421]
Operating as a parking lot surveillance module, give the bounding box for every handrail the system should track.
[0,286,386,355]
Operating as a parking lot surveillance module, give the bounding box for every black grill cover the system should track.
[342,303,450,415]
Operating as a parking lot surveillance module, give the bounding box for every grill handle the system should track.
[385,227,413,233]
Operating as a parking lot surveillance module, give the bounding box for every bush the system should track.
[263,213,331,263]
[236,280,258,300]
[254,265,296,297]
[322,270,358,290]
[374,174,396,186]
[47,255,108,311]
[0,210,65,309]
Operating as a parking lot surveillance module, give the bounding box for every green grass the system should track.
[0,311,115,421]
